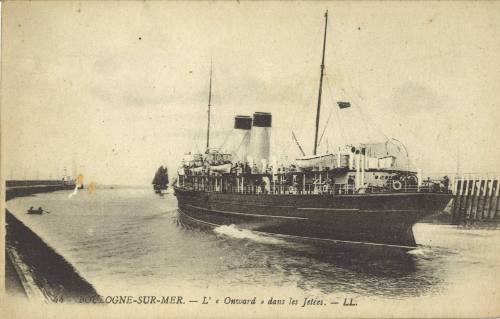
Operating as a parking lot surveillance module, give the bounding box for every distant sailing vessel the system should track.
[152,166,169,193]
[173,11,452,249]
[61,167,83,190]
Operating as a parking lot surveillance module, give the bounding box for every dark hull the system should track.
[174,187,452,248]
[27,211,43,215]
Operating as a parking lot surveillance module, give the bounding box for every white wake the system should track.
[214,224,286,245]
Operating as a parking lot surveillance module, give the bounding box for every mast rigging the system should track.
[292,131,306,156]
[313,10,328,155]
[206,60,213,153]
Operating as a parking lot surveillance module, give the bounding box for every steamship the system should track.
[173,11,452,249]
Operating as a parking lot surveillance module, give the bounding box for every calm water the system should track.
[6,187,500,307]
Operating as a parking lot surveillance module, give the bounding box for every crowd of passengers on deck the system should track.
[180,160,451,194]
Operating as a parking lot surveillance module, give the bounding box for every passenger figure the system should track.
[442,176,449,191]
[348,176,355,185]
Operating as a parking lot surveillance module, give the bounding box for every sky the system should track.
[2,1,500,185]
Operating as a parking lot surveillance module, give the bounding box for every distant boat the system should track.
[61,167,84,190]
[27,207,47,215]
[152,165,169,193]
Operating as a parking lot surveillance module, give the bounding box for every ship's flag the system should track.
[337,101,351,109]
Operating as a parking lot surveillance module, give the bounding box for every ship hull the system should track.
[174,187,452,248]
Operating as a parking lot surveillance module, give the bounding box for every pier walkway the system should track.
[4,181,99,302]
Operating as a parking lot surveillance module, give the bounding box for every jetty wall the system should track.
[5,180,73,201]
[451,176,500,226]
[5,181,99,302]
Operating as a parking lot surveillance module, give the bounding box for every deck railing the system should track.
[179,180,449,195]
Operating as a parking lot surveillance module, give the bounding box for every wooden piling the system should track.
[451,175,500,226]
[465,176,474,224]
[494,178,500,220]
[470,177,479,223]
[474,178,484,221]
[485,180,495,219]
[451,177,462,224]
[479,178,489,219]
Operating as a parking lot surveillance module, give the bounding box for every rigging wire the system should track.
[341,76,412,162]
[292,131,306,156]
[276,21,326,158]
[328,40,390,144]
[217,129,233,152]
[209,63,219,149]
[207,62,240,154]
[327,139,334,153]
[193,137,201,155]
[342,70,390,142]
[230,133,251,162]
[343,82,397,157]
[352,98,387,142]
[323,74,347,146]
[317,100,334,148]
[277,82,318,158]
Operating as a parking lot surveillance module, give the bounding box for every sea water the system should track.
[6,187,500,312]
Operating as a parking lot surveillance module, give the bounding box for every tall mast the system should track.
[313,10,328,155]
[206,60,213,153]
